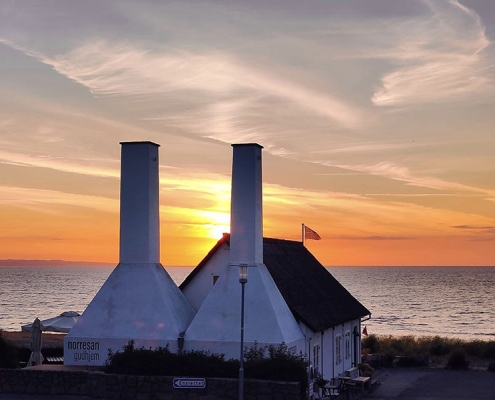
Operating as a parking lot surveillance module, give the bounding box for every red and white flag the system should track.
[362,326,368,337]
[304,225,321,241]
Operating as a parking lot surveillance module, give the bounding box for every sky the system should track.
[0,0,494,266]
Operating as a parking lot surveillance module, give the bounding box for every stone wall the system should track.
[0,369,302,400]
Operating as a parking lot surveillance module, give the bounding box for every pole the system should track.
[302,223,305,246]
[239,281,246,400]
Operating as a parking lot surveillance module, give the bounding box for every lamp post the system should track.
[239,264,248,400]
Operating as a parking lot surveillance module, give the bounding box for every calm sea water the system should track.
[1,266,494,341]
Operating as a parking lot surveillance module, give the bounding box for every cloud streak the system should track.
[0,186,117,213]
[27,41,364,130]
[372,0,492,106]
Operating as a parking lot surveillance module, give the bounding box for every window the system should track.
[345,331,351,360]
[313,344,320,374]
[335,335,342,365]
[212,275,219,285]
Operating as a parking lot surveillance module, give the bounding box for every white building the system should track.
[180,143,371,381]
[63,141,371,382]
[181,234,370,381]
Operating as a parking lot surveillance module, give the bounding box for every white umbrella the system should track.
[22,311,81,333]
[27,318,44,366]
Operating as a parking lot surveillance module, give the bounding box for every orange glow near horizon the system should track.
[1,176,494,267]
[1,0,495,267]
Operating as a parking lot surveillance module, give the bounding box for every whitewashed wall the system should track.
[181,242,230,311]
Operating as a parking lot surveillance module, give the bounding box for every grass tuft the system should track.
[362,334,495,369]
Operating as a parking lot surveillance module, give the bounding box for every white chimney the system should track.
[183,142,304,359]
[64,141,196,366]
[230,143,263,265]
[119,141,160,263]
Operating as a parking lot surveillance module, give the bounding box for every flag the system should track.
[362,326,368,337]
[304,225,321,241]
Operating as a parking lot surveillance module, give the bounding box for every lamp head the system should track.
[239,264,248,283]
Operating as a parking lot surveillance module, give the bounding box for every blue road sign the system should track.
[173,377,206,389]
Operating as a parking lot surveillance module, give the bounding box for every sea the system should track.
[1,266,494,341]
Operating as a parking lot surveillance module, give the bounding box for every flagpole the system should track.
[302,223,305,246]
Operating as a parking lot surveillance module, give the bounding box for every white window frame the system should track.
[335,335,342,365]
[313,344,320,374]
[345,331,351,360]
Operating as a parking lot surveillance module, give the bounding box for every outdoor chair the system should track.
[318,379,349,400]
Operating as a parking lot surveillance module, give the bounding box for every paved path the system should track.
[0,396,95,400]
[362,368,495,400]
[1,368,494,400]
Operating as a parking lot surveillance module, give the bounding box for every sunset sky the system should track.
[0,0,494,266]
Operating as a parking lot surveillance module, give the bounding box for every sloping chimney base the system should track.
[184,264,305,360]
[64,263,195,366]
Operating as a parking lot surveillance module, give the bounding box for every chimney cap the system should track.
[231,143,263,149]
[120,141,160,147]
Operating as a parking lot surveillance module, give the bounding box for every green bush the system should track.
[106,341,238,378]
[244,343,308,386]
[106,341,308,391]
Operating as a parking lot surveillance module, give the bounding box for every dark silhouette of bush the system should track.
[446,351,469,370]
[106,341,308,391]
[428,336,452,357]
[0,332,21,368]
[362,335,379,353]
[244,343,308,388]
[106,341,238,378]
[362,335,495,369]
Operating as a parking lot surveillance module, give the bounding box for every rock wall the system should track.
[0,369,302,400]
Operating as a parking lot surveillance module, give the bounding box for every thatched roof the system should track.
[180,234,370,333]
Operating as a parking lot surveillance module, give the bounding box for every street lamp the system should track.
[239,264,248,400]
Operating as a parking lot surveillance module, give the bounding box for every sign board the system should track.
[173,378,206,389]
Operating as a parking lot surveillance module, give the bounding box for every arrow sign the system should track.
[173,378,206,389]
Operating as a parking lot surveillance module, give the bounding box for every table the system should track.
[350,376,370,391]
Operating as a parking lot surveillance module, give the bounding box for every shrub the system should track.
[106,341,308,391]
[244,343,308,387]
[0,332,21,368]
[361,335,495,368]
[483,342,495,359]
[362,334,379,353]
[427,336,452,357]
[446,351,469,370]
[106,341,238,378]
[358,363,374,377]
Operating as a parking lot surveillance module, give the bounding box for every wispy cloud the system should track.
[338,235,411,241]
[451,224,495,241]
[451,225,495,232]
[0,186,117,213]
[12,40,364,130]
[0,149,119,178]
[372,0,492,106]
[333,160,495,197]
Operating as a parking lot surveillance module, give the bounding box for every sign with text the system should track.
[173,378,206,389]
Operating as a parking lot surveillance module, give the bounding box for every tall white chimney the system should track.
[119,141,160,263]
[184,142,304,359]
[65,141,196,366]
[230,143,263,265]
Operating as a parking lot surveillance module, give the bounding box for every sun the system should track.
[207,224,230,240]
